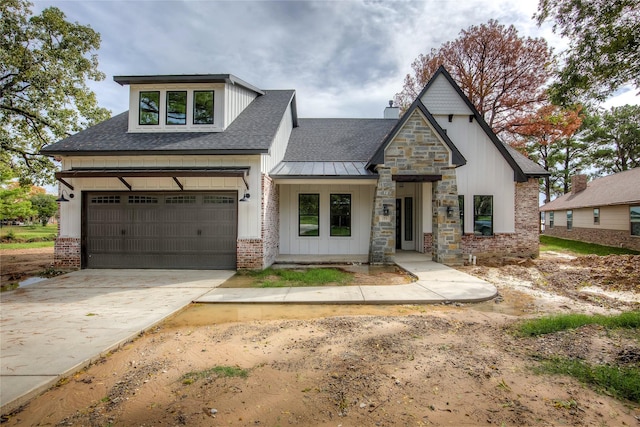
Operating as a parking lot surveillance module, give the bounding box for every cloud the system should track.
[32,0,637,119]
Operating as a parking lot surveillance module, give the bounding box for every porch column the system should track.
[369,167,396,263]
[432,167,463,265]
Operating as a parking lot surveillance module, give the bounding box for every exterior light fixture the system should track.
[446,206,454,217]
[382,204,390,216]
[56,190,74,202]
[239,192,250,202]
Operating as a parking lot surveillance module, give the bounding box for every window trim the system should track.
[567,210,573,231]
[139,91,160,126]
[593,208,600,225]
[329,193,352,237]
[298,193,319,237]
[473,195,493,236]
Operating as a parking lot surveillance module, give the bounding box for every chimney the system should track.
[384,100,399,119]
[571,169,587,194]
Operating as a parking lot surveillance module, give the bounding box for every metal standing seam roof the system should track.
[40,90,296,155]
[540,168,640,211]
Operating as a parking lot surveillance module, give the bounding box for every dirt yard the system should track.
[0,247,57,288]
[2,250,639,426]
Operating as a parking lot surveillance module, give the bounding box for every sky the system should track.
[31,0,638,120]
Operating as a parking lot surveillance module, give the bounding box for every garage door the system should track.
[85,192,237,269]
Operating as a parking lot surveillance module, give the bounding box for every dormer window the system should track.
[139,91,160,125]
[166,91,187,125]
[193,91,214,125]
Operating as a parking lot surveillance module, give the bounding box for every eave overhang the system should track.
[113,74,265,96]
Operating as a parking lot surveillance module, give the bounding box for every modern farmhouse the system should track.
[42,67,548,270]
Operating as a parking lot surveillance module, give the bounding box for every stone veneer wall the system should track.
[423,178,541,259]
[370,109,462,265]
[54,237,81,269]
[543,226,640,251]
[237,173,280,270]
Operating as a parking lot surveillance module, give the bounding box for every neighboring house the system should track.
[540,169,640,251]
[41,66,548,271]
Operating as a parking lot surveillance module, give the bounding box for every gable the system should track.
[420,73,470,115]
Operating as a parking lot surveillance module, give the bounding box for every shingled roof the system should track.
[41,90,296,155]
[540,168,640,211]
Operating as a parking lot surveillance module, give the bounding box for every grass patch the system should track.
[238,267,352,287]
[535,358,640,403]
[0,240,55,250]
[180,365,248,384]
[540,235,639,256]
[516,311,640,337]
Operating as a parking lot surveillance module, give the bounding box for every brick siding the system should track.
[54,237,81,270]
[543,226,640,251]
[261,174,279,267]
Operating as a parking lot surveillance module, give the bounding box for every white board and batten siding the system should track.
[58,155,263,241]
[421,74,516,234]
[279,184,375,255]
[261,103,294,172]
[224,82,260,127]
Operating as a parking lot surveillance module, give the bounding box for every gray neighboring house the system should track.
[540,168,640,251]
[42,66,548,271]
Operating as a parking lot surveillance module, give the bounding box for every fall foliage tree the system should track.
[508,104,583,202]
[535,0,640,104]
[1,0,110,185]
[395,20,554,138]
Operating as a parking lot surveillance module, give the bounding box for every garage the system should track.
[84,191,237,269]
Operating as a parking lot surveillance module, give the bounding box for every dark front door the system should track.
[85,192,237,269]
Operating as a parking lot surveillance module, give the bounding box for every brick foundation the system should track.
[543,227,640,251]
[54,237,81,270]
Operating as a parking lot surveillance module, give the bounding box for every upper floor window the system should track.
[593,208,600,225]
[473,195,493,236]
[139,91,160,125]
[193,90,214,125]
[631,206,640,236]
[567,210,573,230]
[166,91,187,125]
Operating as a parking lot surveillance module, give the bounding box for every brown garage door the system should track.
[85,192,237,269]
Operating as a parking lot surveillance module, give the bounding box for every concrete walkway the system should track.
[1,269,234,414]
[1,254,496,414]
[196,252,497,304]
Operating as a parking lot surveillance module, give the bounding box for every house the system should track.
[540,169,640,251]
[41,66,548,271]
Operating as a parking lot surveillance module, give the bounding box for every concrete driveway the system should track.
[0,269,234,414]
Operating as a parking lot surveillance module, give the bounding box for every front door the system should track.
[395,199,402,249]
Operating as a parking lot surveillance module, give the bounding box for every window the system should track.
[549,212,554,228]
[473,195,493,236]
[404,197,413,241]
[139,91,160,125]
[166,91,187,125]
[165,195,196,204]
[631,206,640,236]
[330,194,351,237]
[567,210,573,230]
[193,90,214,124]
[593,208,600,225]
[458,195,464,234]
[299,194,319,236]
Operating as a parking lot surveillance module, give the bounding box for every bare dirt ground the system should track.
[0,247,56,287]
[2,250,639,426]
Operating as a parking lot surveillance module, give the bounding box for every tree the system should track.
[584,105,640,174]
[535,0,640,104]
[0,180,34,223]
[1,0,110,185]
[508,104,583,202]
[395,20,554,138]
[29,193,57,226]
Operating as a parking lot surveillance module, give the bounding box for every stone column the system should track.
[369,167,396,263]
[433,168,462,265]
